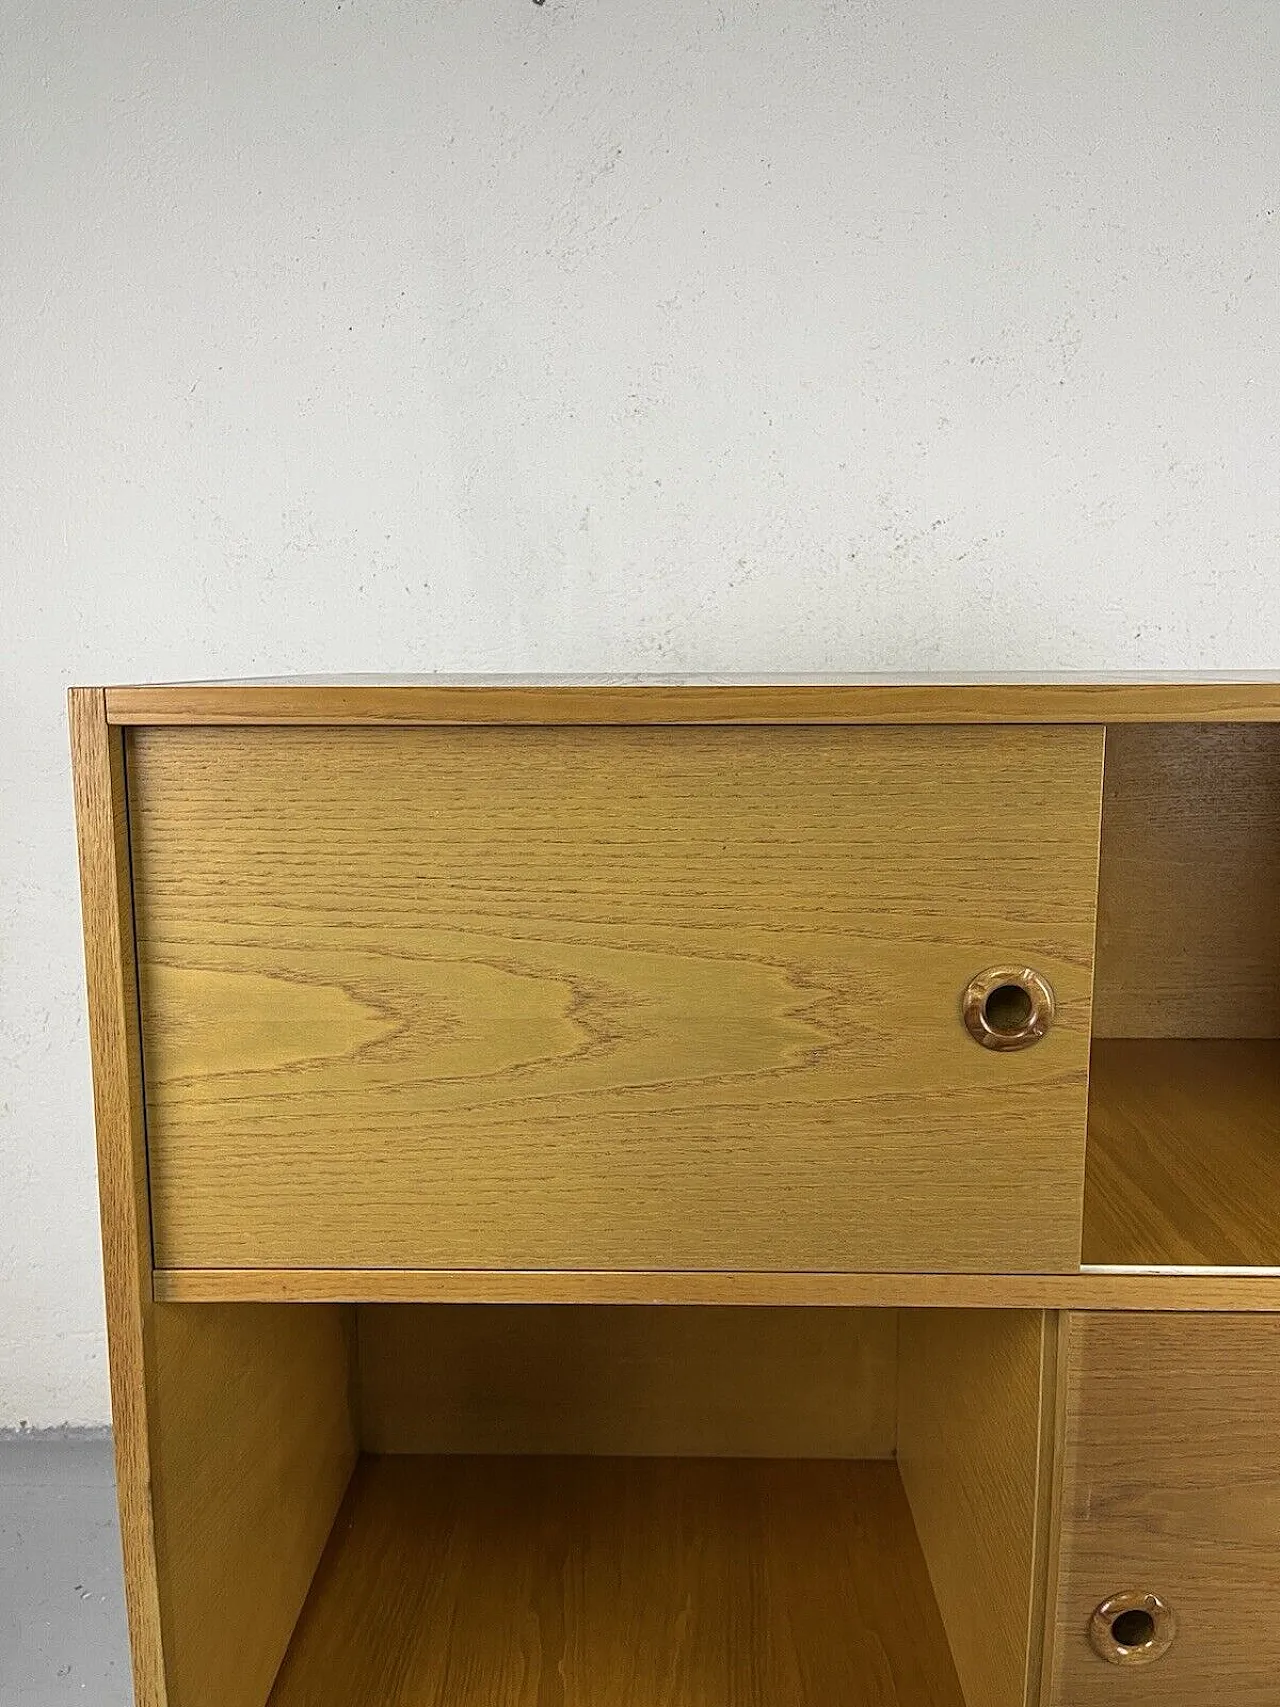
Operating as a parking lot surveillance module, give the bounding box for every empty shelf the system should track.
[267,1455,965,1707]
[1084,1038,1280,1268]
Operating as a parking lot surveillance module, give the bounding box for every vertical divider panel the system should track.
[897,1309,1059,1707]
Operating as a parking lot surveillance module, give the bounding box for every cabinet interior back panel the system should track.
[1094,724,1280,1038]
[355,1304,898,1458]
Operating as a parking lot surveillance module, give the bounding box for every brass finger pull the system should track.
[1088,1591,1177,1666]
[962,966,1055,1050]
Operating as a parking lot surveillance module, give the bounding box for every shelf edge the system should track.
[153,1268,1280,1311]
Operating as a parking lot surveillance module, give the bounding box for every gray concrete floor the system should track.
[0,1437,132,1704]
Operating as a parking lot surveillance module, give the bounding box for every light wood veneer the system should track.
[1093,724,1280,1038]
[898,1310,1058,1707]
[68,679,1280,1707]
[1084,1039,1280,1268]
[1048,1313,1280,1707]
[356,1304,898,1458]
[266,1456,967,1707]
[128,723,1101,1275]
[105,676,1280,725]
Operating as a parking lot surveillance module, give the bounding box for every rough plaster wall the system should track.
[3,1,1279,1425]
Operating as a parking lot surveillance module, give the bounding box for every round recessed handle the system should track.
[1089,1591,1177,1666]
[962,966,1055,1050]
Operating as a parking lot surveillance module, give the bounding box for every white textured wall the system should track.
[3,1,1279,1425]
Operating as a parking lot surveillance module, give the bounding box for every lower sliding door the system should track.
[1047,1312,1280,1706]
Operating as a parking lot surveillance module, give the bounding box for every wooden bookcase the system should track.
[70,679,1280,1707]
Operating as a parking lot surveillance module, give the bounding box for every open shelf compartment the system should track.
[142,1303,1055,1707]
[1084,724,1280,1270]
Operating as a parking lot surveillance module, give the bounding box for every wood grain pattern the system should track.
[69,688,168,1707]
[149,1304,357,1707]
[268,1455,967,1707]
[1093,724,1280,1037]
[1033,1318,1072,1707]
[898,1310,1056,1707]
[72,691,360,1707]
[1084,1039,1280,1267]
[1048,1312,1280,1707]
[155,1266,1280,1309]
[356,1304,897,1458]
[129,723,1103,1274]
[105,679,1280,725]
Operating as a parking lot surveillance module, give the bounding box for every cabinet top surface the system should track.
[77,674,1280,724]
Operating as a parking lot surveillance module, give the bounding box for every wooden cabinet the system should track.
[70,680,1280,1707]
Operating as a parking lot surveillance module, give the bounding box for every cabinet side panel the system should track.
[150,1304,357,1707]
[69,689,168,1707]
[898,1309,1056,1707]
[357,1305,896,1457]
[71,696,359,1707]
